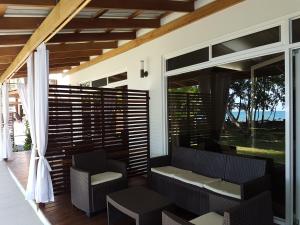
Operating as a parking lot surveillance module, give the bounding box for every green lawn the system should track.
[219,124,285,164]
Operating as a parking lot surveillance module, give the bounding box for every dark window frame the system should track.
[108,72,128,84]
[212,26,281,58]
[166,47,209,72]
[292,17,300,43]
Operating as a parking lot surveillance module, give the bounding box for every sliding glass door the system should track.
[294,48,300,223]
[167,52,286,218]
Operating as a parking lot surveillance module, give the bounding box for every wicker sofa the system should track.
[70,150,128,216]
[162,191,273,225]
[150,146,270,215]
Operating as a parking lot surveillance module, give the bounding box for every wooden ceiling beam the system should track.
[67,0,244,75]
[87,0,194,12]
[47,41,117,52]
[14,67,72,78]
[0,50,102,64]
[0,4,6,16]
[0,32,135,45]
[0,46,22,56]
[0,0,194,12]
[50,57,90,65]
[0,58,88,69]
[0,0,92,83]
[0,17,160,29]
[17,65,74,74]
[0,42,117,56]
[50,32,136,43]
[0,0,55,7]
[50,50,102,60]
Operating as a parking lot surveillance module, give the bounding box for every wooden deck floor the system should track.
[6,152,146,225]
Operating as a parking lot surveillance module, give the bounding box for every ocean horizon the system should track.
[230,110,285,122]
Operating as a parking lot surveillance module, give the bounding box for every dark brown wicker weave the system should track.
[70,150,127,217]
[107,186,172,225]
[150,146,270,215]
[162,191,273,225]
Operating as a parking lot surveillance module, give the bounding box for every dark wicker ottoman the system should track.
[107,186,172,225]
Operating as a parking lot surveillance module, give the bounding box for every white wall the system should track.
[66,0,300,157]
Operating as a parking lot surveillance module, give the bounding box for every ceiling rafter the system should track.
[0,4,6,16]
[67,0,244,75]
[0,32,135,45]
[0,0,194,12]
[47,41,117,52]
[0,42,117,57]
[0,0,93,83]
[0,17,161,29]
[0,50,103,64]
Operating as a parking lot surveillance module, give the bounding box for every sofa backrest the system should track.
[171,146,196,171]
[193,150,227,178]
[72,150,107,174]
[224,155,267,184]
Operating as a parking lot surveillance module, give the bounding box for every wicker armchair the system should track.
[162,191,273,225]
[70,150,127,217]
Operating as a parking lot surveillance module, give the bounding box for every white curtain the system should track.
[0,86,3,160]
[24,44,54,203]
[34,44,54,203]
[21,54,38,200]
[1,82,13,160]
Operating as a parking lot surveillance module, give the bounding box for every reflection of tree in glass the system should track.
[227,73,285,129]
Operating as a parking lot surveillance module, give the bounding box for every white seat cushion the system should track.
[204,180,241,199]
[173,172,220,188]
[151,166,192,178]
[190,212,224,225]
[91,172,122,186]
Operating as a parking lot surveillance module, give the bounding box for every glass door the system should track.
[167,52,287,219]
[294,48,300,224]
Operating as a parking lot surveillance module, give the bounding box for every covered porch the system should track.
[6,151,146,225]
[0,0,300,225]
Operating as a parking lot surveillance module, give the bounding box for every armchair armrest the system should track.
[224,191,273,225]
[162,211,193,225]
[107,159,127,178]
[150,155,171,168]
[241,175,271,200]
[70,167,91,212]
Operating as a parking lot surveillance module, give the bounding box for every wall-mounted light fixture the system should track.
[140,60,148,78]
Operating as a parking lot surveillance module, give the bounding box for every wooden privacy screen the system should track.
[168,92,213,147]
[47,85,150,195]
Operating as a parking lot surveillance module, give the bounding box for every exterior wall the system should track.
[66,0,300,157]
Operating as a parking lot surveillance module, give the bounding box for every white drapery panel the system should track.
[18,55,38,200]
[34,43,54,203]
[0,86,3,160]
[1,83,13,160]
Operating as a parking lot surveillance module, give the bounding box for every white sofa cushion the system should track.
[91,172,122,186]
[151,166,192,178]
[173,172,220,188]
[204,180,241,199]
[190,212,224,225]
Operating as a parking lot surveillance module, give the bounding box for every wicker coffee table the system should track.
[107,186,172,225]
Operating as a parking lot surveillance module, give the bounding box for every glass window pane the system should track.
[168,53,285,218]
[166,47,209,71]
[108,72,127,84]
[292,18,300,43]
[92,78,107,87]
[212,27,281,57]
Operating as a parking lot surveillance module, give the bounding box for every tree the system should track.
[23,120,32,151]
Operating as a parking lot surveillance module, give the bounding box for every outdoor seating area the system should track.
[0,0,300,225]
[150,146,270,215]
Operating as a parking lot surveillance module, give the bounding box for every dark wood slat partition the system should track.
[47,85,150,195]
[168,92,213,147]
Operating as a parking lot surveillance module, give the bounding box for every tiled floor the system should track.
[0,160,42,225]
